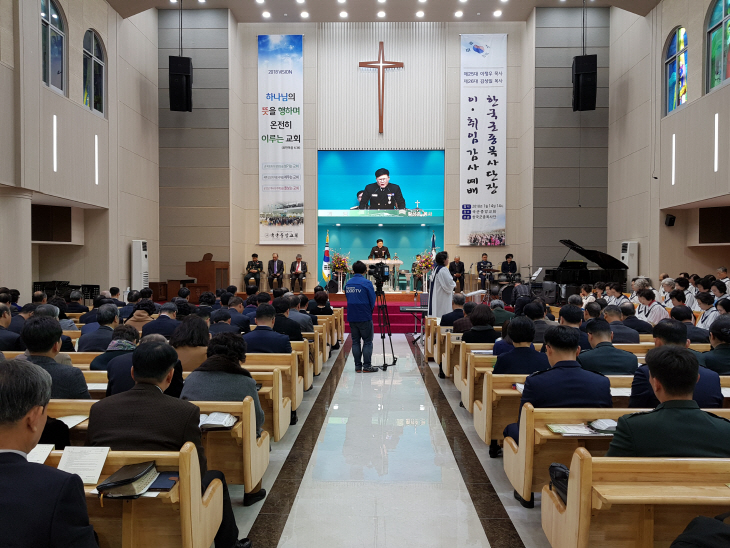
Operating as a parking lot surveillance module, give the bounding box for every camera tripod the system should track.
[374,280,397,370]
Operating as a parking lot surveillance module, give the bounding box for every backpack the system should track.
[670,513,730,547]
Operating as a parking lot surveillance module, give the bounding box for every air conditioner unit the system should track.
[131,240,149,290]
[620,241,639,284]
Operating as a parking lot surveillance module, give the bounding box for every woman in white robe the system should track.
[428,251,456,318]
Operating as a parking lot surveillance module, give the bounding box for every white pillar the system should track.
[0,187,33,301]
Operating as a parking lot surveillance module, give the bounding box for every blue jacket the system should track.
[344,274,376,323]
[629,363,722,409]
[493,346,550,375]
[141,315,181,339]
[243,326,292,354]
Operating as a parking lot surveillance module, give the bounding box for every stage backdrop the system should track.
[460,34,507,247]
[258,35,305,245]
[317,150,444,285]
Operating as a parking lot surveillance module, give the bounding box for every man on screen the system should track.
[359,168,406,210]
[369,239,391,260]
[350,191,365,210]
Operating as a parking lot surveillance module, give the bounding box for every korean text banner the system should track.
[460,34,507,247]
[258,35,304,245]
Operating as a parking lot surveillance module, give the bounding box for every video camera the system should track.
[368,261,390,283]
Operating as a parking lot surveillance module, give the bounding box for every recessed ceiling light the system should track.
[262,11,271,17]
[501,0,508,2]
[416,10,424,17]
[169,0,177,3]
[296,0,304,3]
[421,223,426,227]
[378,0,386,3]
[198,0,205,3]
[494,10,502,16]
[301,11,309,17]
[459,0,467,3]
[455,10,463,17]
[340,10,348,17]
[336,223,341,226]
[377,11,385,17]
[337,0,345,3]
[378,223,384,227]
[256,0,264,3]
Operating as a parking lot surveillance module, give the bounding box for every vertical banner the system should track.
[258,35,305,244]
[460,34,507,247]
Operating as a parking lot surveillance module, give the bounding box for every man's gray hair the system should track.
[100,291,112,298]
[661,278,676,290]
[567,294,583,306]
[634,277,651,290]
[452,293,466,306]
[0,360,52,425]
[97,303,119,326]
[490,300,505,309]
[140,334,167,345]
[160,302,178,314]
[34,304,59,319]
[69,290,83,301]
[718,267,728,273]
[288,295,300,309]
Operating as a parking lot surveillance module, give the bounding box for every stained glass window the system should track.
[83,30,105,114]
[666,27,688,114]
[41,0,64,93]
[707,0,730,92]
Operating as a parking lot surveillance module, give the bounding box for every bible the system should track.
[97,461,159,499]
[199,412,238,430]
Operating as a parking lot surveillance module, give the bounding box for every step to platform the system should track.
[338,301,423,334]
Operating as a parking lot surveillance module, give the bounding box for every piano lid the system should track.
[558,240,628,270]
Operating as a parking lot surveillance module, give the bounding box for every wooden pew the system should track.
[441,331,462,377]
[245,353,303,415]
[639,334,653,343]
[45,442,221,548]
[63,330,82,340]
[454,343,494,396]
[504,404,730,505]
[542,447,730,548]
[462,352,498,412]
[290,340,313,391]
[435,326,453,366]
[424,317,438,360]
[302,331,322,376]
[333,307,344,343]
[3,351,101,368]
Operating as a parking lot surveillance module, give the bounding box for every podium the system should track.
[184,254,229,304]
[363,259,403,292]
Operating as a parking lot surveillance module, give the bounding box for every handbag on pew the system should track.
[548,463,570,505]
[670,512,730,547]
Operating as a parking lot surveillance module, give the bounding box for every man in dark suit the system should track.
[440,293,465,327]
[368,239,391,260]
[449,256,466,293]
[272,297,304,341]
[288,295,314,332]
[705,315,730,375]
[209,310,242,335]
[31,291,47,305]
[0,359,97,547]
[109,287,126,307]
[0,304,25,351]
[227,297,252,333]
[493,317,549,375]
[580,302,602,332]
[267,253,285,290]
[524,303,555,344]
[608,345,730,457]
[603,305,640,343]
[66,290,89,313]
[78,304,119,352]
[670,305,710,343]
[501,254,517,275]
[22,317,90,399]
[504,325,611,506]
[453,301,476,334]
[290,254,308,293]
[118,290,140,322]
[629,319,722,409]
[244,304,292,354]
[8,304,35,334]
[555,305,591,351]
[141,302,181,339]
[299,294,318,325]
[244,254,264,290]
[620,302,653,334]
[358,168,406,210]
[578,319,639,375]
[87,342,254,548]
[32,304,77,355]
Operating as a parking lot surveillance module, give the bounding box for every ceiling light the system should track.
[501,0,508,2]
[340,11,347,17]
[169,0,176,3]
[419,0,426,2]
[262,11,271,17]
[336,223,341,226]
[256,0,263,3]
[459,0,467,2]
[198,0,205,3]
[378,0,386,3]
[377,11,385,17]
[296,0,304,3]
[494,10,502,16]
[455,10,463,17]
[378,224,384,227]
[421,223,426,226]
[301,11,309,17]
[416,10,424,17]
[338,0,345,3]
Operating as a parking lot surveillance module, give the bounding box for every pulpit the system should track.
[185,254,229,303]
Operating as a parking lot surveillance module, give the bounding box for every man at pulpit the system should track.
[368,239,391,260]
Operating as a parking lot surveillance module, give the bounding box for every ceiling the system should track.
[110,0,662,22]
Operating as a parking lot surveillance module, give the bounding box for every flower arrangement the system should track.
[413,251,434,278]
[331,250,351,272]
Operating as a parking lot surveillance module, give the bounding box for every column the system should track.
[0,186,33,300]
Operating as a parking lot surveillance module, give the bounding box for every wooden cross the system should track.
[359,41,404,134]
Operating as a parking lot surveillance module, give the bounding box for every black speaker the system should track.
[665,214,676,227]
[572,54,597,112]
[169,56,193,112]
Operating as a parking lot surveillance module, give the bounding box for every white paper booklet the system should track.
[58,446,110,484]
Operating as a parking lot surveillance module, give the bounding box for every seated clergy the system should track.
[77,304,119,352]
[452,301,477,334]
[243,304,292,354]
[602,304,640,343]
[669,305,710,344]
[0,359,97,547]
[461,304,500,343]
[578,319,639,375]
[608,345,730,458]
[705,315,730,375]
[209,310,242,335]
[86,342,253,547]
[89,325,140,371]
[440,293,465,327]
[492,316,549,375]
[629,319,721,409]
[141,302,181,339]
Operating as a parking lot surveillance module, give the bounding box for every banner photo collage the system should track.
[258,35,305,245]
[459,34,507,247]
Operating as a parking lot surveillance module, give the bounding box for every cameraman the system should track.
[345,261,378,373]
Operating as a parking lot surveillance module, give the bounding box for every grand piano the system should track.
[544,240,628,287]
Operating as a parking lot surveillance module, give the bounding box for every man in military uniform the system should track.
[578,319,639,375]
[244,253,264,290]
[477,253,494,291]
[358,168,406,210]
[501,253,517,275]
[629,319,722,409]
[449,256,465,293]
[608,345,730,457]
[368,239,390,260]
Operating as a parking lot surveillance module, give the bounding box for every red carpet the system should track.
[339,300,423,334]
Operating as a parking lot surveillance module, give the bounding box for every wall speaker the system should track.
[572,54,597,112]
[169,56,193,112]
[665,214,676,227]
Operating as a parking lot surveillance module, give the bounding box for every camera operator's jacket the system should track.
[344,274,376,322]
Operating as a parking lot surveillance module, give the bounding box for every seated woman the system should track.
[50,297,78,331]
[307,286,327,313]
[580,284,596,307]
[705,316,730,375]
[169,315,210,372]
[493,317,549,375]
[124,300,156,331]
[717,298,730,316]
[311,290,334,315]
[462,304,499,343]
[90,325,139,371]
[181,332,265,437]
[492,319,514,356]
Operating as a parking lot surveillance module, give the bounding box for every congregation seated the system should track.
[170,315,210,372]
[711,280,729,303]
[636,288,669,325]
[79,295,113,325]
[602,304,640,343]
[608,345,730,457]
[50,298,78,331]
[34,305,76,354]
[0,304,25,352]
[674,276,700,310]
[605,282,630,307]
[717,297,730,315]
[78,304,119,352]
[124,300,156,331]
[696,291,720,329]
[523,302,554,344]
[65,290,89,313]
[0,359,97,547]
[629,319,721,409]
[87,342,252,548]
[242,287,259,315]
[311,291,333,316]
[299,294,318,325]
[489,300,513,326]
[21,316,89,399]
[287,294,314,332]
[538,305,590,353]
[566,294,583,308]
[8,303,32,335]
[108,286,126,307]
[306,286,326,313]
[620,301,653,334]
[577,319,639,375]
[119,290,139,321]
[246,293,271,319]
[452,301,476,334]
[141,301,181,339]
[705,315,730,375]
[440,293,465,327]
[31,291,48,305]
[138,288,161,313]
[90,325,140,371]
[580,284,595,307]
[492,316,549,375]
[243,304,292,354]
[107,334,183,397]
[209,310,242,335]
[198,291,217,314]
[660,278,676,307]
[272,297,304,341]
[579,302,601,332]
[181,332,265,437]
[670,305,710,343]
[461,304,499,344]
[226,296,252,332]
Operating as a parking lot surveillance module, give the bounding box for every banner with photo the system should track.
[459,34,507,247]
[258,35,305,245]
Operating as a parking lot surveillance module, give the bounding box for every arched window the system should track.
[665,27,688,114]
[708,0,730,91]
[83,30,105,114]
[40,0,65,93]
